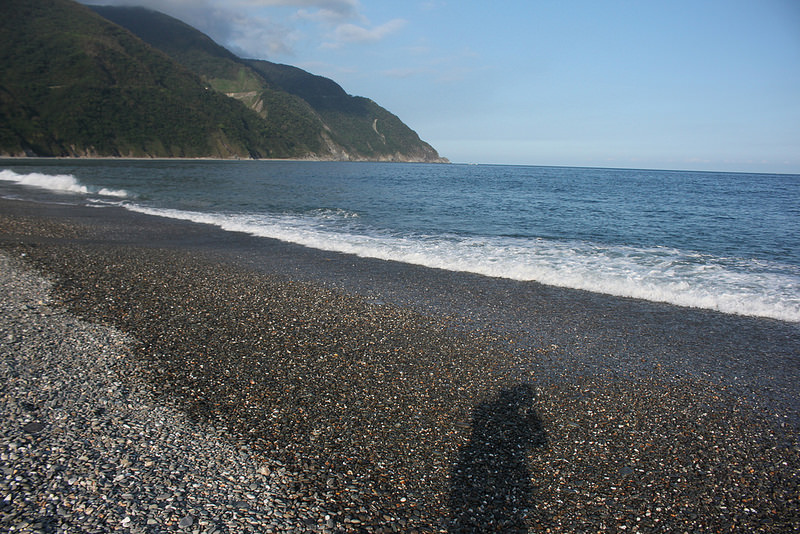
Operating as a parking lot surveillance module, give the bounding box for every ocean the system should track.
[1,159,798,323]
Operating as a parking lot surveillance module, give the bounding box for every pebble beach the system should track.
[1,198,799,532]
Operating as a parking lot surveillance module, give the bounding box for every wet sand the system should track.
[1,197,798,532]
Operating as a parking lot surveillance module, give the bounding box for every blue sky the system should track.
[81,0,800,173]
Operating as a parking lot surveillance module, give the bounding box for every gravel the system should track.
[0,252,334,533]
[1,203,799,532]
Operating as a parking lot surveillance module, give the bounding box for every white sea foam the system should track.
[125,204,800,323]
[0,170,129,198]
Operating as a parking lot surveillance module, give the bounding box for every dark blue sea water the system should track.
[2,160,799,322]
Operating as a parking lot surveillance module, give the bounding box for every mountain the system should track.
[0,0,446,162]
[89,4,445,163]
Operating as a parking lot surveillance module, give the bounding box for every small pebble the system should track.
[1,223,798,533]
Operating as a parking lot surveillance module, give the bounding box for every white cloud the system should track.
[81,0,307,58]
[420,1,446,11]
[81,0,408,59]
[324,18,407,48]
[233,0,360,20]
[224,14,299,58]
[294,8,361,26]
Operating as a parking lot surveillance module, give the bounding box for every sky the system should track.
[79,0,800,173]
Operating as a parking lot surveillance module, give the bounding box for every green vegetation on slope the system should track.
[0,0,307,158]
[0,0,445,161]
[88,5,265,94]
[91,5,445,162]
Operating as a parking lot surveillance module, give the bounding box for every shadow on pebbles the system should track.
[1,246,799,533]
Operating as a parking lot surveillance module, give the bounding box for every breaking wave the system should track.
[124,204,800,323]
[0,170,130,198]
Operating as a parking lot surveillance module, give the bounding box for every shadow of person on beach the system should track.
[448,384,547,533]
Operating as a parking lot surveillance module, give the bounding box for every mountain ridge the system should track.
[0,0,447,162]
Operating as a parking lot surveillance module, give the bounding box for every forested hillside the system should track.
[0,0,446,162]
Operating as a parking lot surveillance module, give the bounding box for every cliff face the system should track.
[0,0,447,163]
